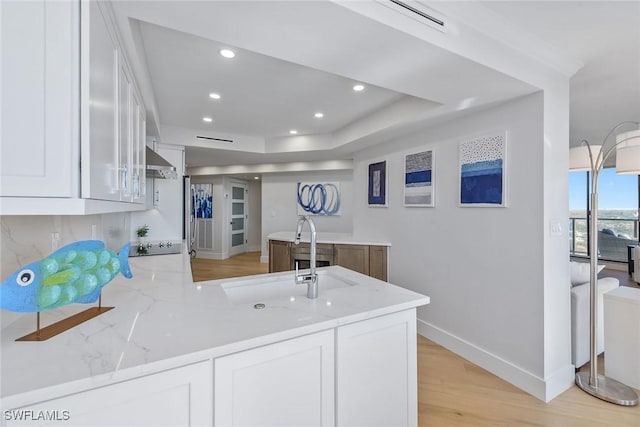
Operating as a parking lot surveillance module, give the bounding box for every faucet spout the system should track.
[293,215,318,299]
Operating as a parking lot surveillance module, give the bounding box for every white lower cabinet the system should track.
[336,309,418,427]
[6,361,212,427]
[214,330,335,427]
[3,310,418,427]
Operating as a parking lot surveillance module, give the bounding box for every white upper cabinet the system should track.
[0,1,79,198]
[132,90,147,202]
[80,0,119,202]
[0,0,147,214]
[117,57,133,201]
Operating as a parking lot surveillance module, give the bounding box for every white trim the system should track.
[188,159,353,177]
[260,255,269,264]
[247,244,261,253]
[417,319,574,402]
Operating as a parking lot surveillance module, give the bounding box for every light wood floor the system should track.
[191,251,268,282]
[191,253,640,426]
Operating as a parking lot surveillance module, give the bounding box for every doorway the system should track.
[229,182,248,257]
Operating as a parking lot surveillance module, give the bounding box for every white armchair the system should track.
[571,276,620,368]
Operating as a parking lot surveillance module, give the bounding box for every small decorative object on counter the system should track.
[0,240,132,341]
[136,224,150,245]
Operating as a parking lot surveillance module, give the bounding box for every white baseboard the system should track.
[417,319,574,402]
[260,255,269,264]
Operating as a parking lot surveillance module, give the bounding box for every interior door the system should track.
[229,183,248,257]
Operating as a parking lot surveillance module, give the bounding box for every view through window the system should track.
[569,169,639,262]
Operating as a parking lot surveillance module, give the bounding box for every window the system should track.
[569,171,588,255]
[569,169,640,262]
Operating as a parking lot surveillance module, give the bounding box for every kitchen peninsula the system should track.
[1,248,428,426]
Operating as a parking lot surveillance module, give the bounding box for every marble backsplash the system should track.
[0,213,130,282]
[1,213,131,326]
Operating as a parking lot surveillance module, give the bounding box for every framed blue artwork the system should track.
[404,149,434,207]
[459,131,507,207]
[194,184,213,218]
[296,182,341,215]
[368,161,387,207]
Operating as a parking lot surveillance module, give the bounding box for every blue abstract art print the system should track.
[297,182,341,216]
[459,132,506,207]
[368,161,387,207]
[404,149,434,207]
[194,184,213,218]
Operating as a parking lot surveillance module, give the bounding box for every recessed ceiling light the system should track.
[219,49,235,58]
[209,93,221,100]
[314,112,324,118]
[353,84,365,92]
[289,130,298,135]
[202,117,213,122]
[254,176,260,180]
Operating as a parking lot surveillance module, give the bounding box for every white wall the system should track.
[247,180,262,252]
[130,144,184,242]
[261,170,353,260]
[352,92,572,401]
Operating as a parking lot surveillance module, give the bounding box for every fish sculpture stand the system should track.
[0,240,132,341]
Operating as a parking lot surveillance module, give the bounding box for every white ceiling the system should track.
[138,20,411,138]
[479,1,640,149]
[110,1,640,172]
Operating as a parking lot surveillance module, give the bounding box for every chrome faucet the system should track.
[294,215,318,299]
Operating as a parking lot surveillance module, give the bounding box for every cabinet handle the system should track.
[121,165,129,195]
[133,174,140,198]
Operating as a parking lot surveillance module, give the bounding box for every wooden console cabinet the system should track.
[268,239,291,273]
[269,240,388,281]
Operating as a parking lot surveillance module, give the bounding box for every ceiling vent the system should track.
[195,135,234,143]
[384,0,446,31]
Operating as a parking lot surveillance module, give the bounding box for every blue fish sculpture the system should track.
[0,240,132,312]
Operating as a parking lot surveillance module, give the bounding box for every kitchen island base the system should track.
[4,310,419,427]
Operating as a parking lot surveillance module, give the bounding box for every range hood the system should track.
[146,146,177,179]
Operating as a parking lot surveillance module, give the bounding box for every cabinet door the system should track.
[118,61,132,201]
[334,244,370,275]
[0,1,78,197]
[131,90,146,203]
[6,361,212,427]
[336,310,418,427]
[80,1,119,201]
[269,240,291,272]
[369,245,388,281]
[215,330,334,427]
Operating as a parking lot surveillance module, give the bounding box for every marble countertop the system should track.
[267,231,392,246]
[1,248,427,403]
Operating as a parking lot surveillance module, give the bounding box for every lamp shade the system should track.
[615,129,640,174]
[570,145,602,171]
[615,129,640,148]
[616,146,640,174]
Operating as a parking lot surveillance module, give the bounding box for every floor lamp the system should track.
[569,121,640,406]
